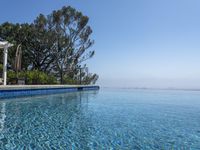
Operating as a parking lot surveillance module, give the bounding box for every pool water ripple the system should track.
[0,89,200,149]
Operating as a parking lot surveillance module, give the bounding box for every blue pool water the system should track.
[0,88,200,149]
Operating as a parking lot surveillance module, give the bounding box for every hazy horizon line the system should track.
[100,86,200,91]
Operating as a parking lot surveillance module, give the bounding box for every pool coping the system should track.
[0,85,100,99]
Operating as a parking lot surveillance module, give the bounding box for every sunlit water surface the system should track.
[0,88,200,149]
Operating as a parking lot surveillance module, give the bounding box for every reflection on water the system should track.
[0,103,6,132]
[0,91,99,149]
[0,89,200,149]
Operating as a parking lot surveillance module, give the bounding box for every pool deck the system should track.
[0,85,99,90]
[0,85,100,99]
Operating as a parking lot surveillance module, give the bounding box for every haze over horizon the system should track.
[1,0,200,89]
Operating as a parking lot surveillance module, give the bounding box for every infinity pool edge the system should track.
[0,85,100,99]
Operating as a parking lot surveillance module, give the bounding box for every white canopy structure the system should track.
[0,38,13,85]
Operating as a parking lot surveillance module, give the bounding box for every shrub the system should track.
[7,70,57,85]
[25,70,57,85]
[63,76,79,85]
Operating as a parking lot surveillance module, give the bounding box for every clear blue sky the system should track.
[1,0,200,88]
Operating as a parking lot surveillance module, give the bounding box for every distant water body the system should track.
[102,86,200,91]
[0,88,199,149]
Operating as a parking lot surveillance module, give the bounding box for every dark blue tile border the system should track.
[0,86,100,99]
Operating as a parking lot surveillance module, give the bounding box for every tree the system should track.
[47,6,95,84]
[0,22,33,69]
[0,6,98,85]
[26,15,57,72]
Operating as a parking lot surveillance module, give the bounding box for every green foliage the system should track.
[0,64,3,73]
[7,70,57,85]
[25,70,56,84]
[62,72,99,85]
[0,5,98,85]
[63,76,78,85]
[7,70,16,79]
[82,73,99,85]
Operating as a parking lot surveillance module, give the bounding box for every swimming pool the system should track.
[0,88,200,149]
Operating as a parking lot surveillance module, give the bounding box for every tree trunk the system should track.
[60,70,63,84]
